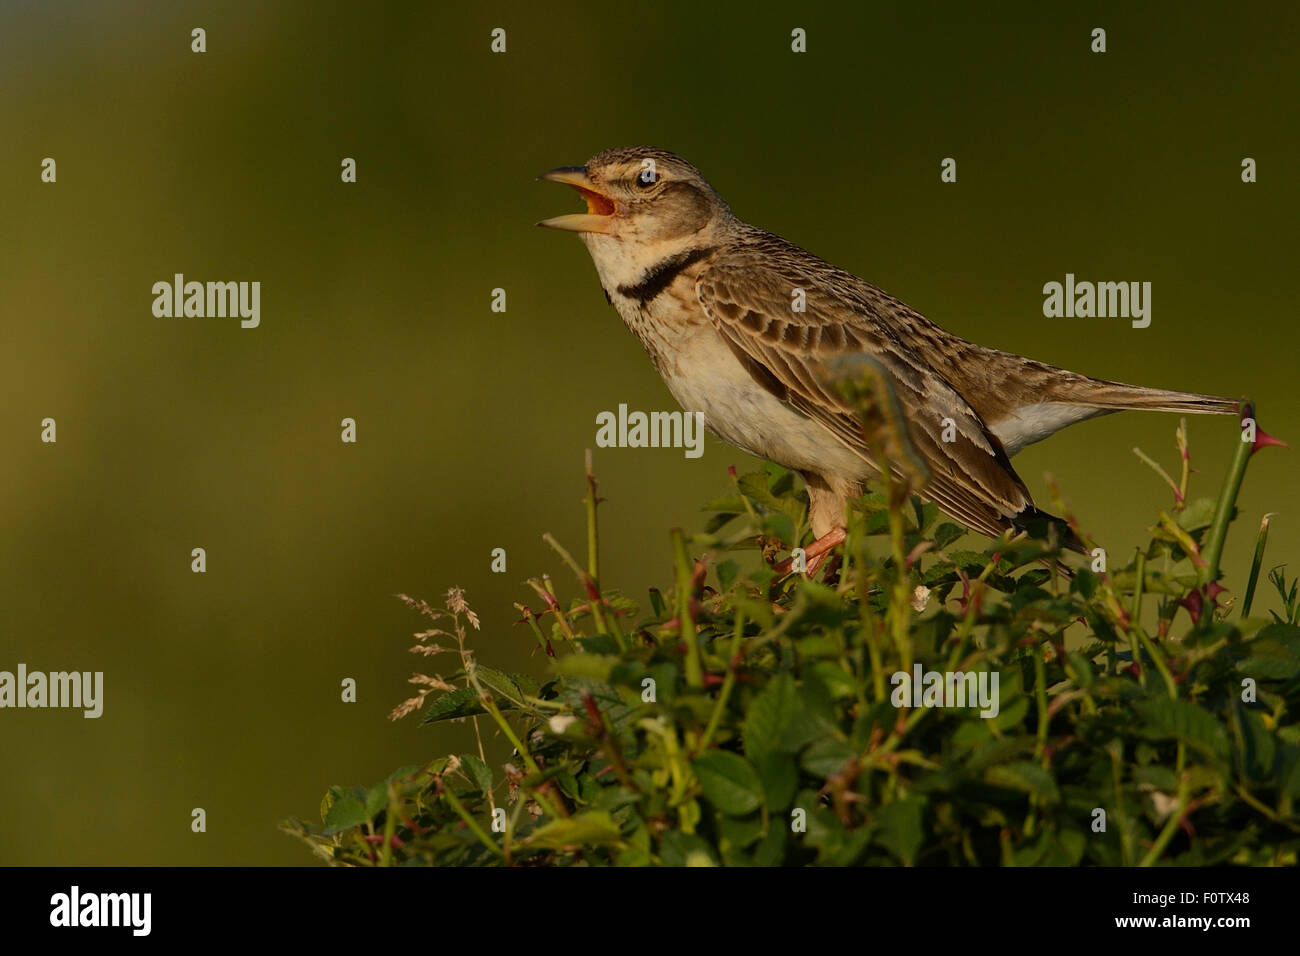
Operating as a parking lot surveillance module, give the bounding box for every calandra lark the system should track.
[539,146,1237,562]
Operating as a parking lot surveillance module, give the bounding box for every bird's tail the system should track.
[1067,380,1239,416]
[1011,505,1087,555]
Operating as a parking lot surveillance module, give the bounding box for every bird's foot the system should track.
[774,527,847,577]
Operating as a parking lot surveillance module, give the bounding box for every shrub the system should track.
[282,400,1298,866]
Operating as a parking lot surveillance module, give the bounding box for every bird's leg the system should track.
[774,526,846,576]
[818,554,843,586]
[803,527,847,576]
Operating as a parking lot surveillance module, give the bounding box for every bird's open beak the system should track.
[537,166,617,234]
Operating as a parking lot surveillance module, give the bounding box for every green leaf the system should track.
[744,672,799,764]
[556,771,581,800]
[763,512,796,549]
[1234,705,1276,780]
[702,494,747,515]
[475,666,535,709]
[364,781,389,820]
[874,797,925,865]
[461,754,493,794]
[1065,652,1094,688]
[737,471,771,501]
[1072,569,1099,599]
[658,830,719,867]
[752,820,786,866]
[1133,765,1178,792]
[692,751,764,816]
[912,500,940,533]
[1134,699,1230,759]
[754,752,798,810]
[933,522,966,549]
[1238,657,1300,679]
[645,662,679,705]
[322,788,370,834]
[985,762,1061,803]
[1280,745,1300,798]
[1041,828,1087,867]
[800,737,856,778]
[946,550,988,571]
[1176,498,1217,532]
[990,696,1029,732]
[420,686,489,724]
[648,587,666,618]
[575,634,621,655]
[716,814,764,852]
[780,710,838,753]
[810,660,857,699]
[528,811,625,850]
[552,654,618,682]
[1239,623,1300,680]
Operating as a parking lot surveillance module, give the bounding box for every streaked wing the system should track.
[695,245,1033,539]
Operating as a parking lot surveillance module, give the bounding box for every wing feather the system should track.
[695,241,1034,539]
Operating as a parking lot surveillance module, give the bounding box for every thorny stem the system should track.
[944,559,998,673]
[886,502,914,675]
[528,576,576,641]
[516,603,552,656]
[859,706,930,767]
[544,532,614,641]
[1134,625,1179,700]
[850,511,887,704]
[583,691,638,792]
[1176,419,1191,507]
[380,783,398,867]
[1132,548,1146,624]
[1127,550,1146,689]
[585,449,600,583]
[1138,764,1190,867]
[1032,645,1049,765]
[464,664,564,820]
[1235,785,1300,834]
[699,609,744,752]
[672,529,704,689]
[1108,744,1134,866]
[1156,510,1206,569]
[1133,446,1183,505]
[440,782,505,860]
[1201,404,1256,586]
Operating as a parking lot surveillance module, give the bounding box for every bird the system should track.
[538,146,1238,566]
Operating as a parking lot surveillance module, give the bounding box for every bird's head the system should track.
[538,147,732,251]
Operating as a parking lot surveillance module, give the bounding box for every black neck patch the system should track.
[616,247,714,305]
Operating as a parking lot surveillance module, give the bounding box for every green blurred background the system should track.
[1,1,1295,864]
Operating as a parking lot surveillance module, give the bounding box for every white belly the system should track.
[659,325,867,480]
[989,401,1103,457]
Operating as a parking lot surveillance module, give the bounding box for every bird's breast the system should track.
[581,235,864,479]
[652,317,866,480]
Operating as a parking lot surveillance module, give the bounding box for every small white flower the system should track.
[911,585,932,612]
[548,715,577,734]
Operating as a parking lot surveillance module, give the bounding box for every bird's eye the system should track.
[635,171,658,189]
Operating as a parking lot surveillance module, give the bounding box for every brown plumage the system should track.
[540,147,1238,552]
